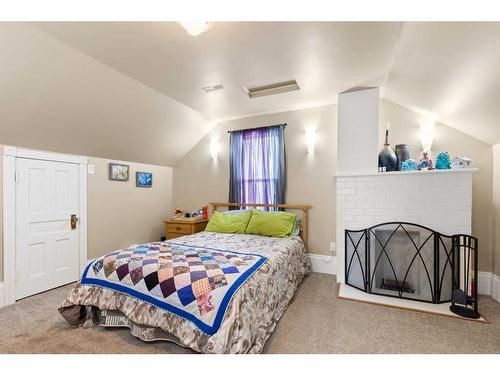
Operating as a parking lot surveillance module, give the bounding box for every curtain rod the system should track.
[227,123,287,134]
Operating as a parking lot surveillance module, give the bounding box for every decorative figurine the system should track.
[378,129,397,172]
[401,159,418,171]
[173,207,183,219]
[452,156,473,169]
[418,152,434,170]
[435,151,452,170]
[395,144,410,171]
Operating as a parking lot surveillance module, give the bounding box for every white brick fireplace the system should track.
[336,169,475,284]
[335,87,477,293]
[333,88,490,312]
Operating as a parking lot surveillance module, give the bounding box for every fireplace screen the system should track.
[345,222,473,304]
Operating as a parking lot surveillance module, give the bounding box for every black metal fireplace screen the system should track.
[345,222,478,310]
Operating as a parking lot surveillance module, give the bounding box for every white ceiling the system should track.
[33,22,402,119]
[32,22,500,145]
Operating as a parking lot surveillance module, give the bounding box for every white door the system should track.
[15,158,80,299]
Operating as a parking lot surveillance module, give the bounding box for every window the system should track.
[228,125,286,210]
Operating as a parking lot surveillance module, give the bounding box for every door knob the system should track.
[70,214,79,230]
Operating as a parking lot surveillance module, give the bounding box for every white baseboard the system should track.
[478,271,500,303]
[478,272,491,295]
[493,274,500,303]
[0,282,5,308]
[309,254,337,275]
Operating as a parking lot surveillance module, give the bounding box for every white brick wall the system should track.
[336,170,474,283]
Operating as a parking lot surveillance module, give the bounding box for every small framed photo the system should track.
[136,171,153,188]
[108,163,129,181]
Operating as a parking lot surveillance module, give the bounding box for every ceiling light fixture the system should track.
[178,21,212,37]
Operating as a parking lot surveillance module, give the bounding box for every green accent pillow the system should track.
[205,210,252,234]
[222,208,252,216]
[245,209,297,237]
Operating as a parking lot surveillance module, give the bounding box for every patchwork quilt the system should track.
[81,241,267,335]
[60,232,311,353]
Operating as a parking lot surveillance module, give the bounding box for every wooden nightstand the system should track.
[164,219,208,240]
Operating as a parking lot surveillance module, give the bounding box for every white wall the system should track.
[337,88,379,175]
[174,105,337,256]
[492,144,500,277]
[173,97,494,271]
[87,157,173,260]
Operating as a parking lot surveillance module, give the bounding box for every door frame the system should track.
[2,146,88,305]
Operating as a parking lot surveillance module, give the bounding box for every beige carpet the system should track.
[1,272,500,354]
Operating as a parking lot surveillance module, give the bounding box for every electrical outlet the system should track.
[330,242,336,255]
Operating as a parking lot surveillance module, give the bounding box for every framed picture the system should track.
[136,171,153,188]
[108,163,129,181]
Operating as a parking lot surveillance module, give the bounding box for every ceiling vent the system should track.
[202,84,224,93]
[244,80,300,99]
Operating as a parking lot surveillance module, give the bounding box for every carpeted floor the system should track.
[1,272,500,354]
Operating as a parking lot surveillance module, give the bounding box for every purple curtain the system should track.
[229,125,286,210]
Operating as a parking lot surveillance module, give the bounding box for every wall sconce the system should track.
[210,138,219,161]
[306,129,316,154]
[178,22,212,37]
[420,121,435,152]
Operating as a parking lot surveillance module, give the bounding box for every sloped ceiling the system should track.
[3,22,499,168]
[0,23,211,166]
[34,22,403,121]
[384,22,500,145]
[34,21,500,146]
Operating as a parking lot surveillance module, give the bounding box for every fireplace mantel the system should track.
[336,168,477,178]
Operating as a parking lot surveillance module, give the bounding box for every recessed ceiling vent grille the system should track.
[244,80,300,99]
[202,84,224,93]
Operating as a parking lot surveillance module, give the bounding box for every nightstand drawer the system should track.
[166,232,186,240]
[164,219,208,240]
[168,223,192,234]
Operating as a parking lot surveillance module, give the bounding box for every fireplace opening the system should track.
[380,278,415,294]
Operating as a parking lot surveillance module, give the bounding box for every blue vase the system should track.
[395,144,410,171]
[378,130,397,171]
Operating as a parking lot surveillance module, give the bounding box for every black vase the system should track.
[395,144,410,171]
[378,130,397,172]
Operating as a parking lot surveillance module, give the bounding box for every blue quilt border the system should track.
[80,242,267,336]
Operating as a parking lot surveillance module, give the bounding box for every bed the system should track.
[59,202,311,353]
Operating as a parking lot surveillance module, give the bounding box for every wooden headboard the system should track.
[209,202,311,250]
